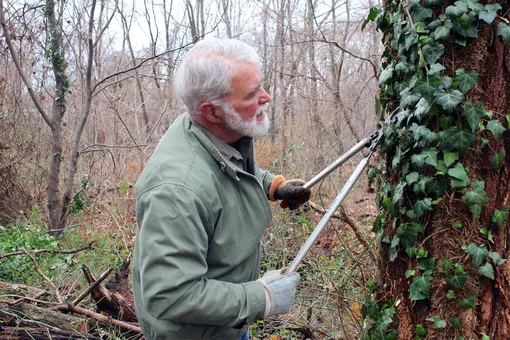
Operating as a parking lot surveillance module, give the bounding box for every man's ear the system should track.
[199,102,222,123]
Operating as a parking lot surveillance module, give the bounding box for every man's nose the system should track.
[260,88,271,104]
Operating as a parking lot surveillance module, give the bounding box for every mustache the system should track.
[257,104,269,114]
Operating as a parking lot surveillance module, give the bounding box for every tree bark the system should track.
[375,1,510,338]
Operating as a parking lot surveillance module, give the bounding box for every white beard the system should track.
[222,103,270,137]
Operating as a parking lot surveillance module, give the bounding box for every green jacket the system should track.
[133,113,274,339]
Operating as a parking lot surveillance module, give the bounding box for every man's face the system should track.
[222,102,269,137]
[221,62,271,138]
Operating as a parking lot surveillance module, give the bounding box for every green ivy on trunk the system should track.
[361,0,510,339]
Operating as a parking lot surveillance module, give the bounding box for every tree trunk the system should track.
[307,0,323,152]
[45,0,68,235]
[370,0,510,339]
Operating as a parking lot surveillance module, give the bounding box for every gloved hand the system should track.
[256,269,300,317]
[269,175,311,210]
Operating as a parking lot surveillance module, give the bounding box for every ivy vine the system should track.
[361,0,510,338]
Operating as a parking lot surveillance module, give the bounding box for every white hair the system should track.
[174,38,261,115]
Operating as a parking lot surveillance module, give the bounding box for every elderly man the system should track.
[132,38,311,340]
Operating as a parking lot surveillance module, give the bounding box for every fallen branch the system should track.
[23,249,64,304]
[72,266,113,306]
[54,302,142,334]
[0,280,47,296]
[5,302,88,332]
[0,241,95,259]
[8,289,47,305]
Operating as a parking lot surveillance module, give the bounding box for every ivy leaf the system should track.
[411,153,426,169]
[395,59,411,73]
[427,63,445,76]
[434,89,464,112]
[400,87,421,107]
[479,4,502,24]
[406,172,420,185]
[426,315,447,328]
[415,78,442,102]
[451,317,463,329]
[452,20,478,38]
[443,127,475,154]
[406,270,416,279]
[379,65,394,85]
[391,235,400,249]
[432,19,453,40]
[458,12,474,29]
[492,206,509,228]
[480,227,494,243]
[428,16,445,31]
[419,257,436,271]
[422,44,445,65]
[413,198,433,218]
[410,272,432,300]
[446,264,468,289]
[406,31,419,50]
[443,150,459,167]
[441,76,453,89]
[455,69,478,94]
[464,0,484,13]
[413,176,431,195]
[412,4,433,22]
[425,148,439,167]
[455,36,467,46]
[448,163,469,189]
[446,290,456,299]
[497,22,510,43]
[393,181,406,205]
[415,324,427,336]
[396,223,424,249]
[390,247,398,262]
[470,204,483,218]
[486,120,505,140]
[491,150,506,170]
[424,0,443,6]
[440,116,454,129]
[460,296,475,310]
[362,7,381,30]
[445,3,467,17]
[410,124,436,143]
[462,181,490,206]
[442,258,454,274]
[464,243,488,267]
[488,251,506,266]
[414,98,432,121]
[415,21,429,34]
[478,262,495,280]
[463,101,486,132]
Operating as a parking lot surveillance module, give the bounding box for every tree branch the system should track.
[53,303,142,333]
[0,241,95,259]
[22,250,63,304]
[72,267,113,306]
[0,0,52,127]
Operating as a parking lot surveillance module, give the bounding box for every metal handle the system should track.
[303,137,371,190]
[286,154,373,274]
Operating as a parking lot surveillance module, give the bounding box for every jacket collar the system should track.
[185,113,243,181]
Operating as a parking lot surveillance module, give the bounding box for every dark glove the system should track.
[269,175,311,210]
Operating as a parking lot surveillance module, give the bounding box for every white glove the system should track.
[256,269,300,317]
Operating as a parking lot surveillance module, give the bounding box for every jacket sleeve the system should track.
[253,161,275,198]
[135,183,266,326]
